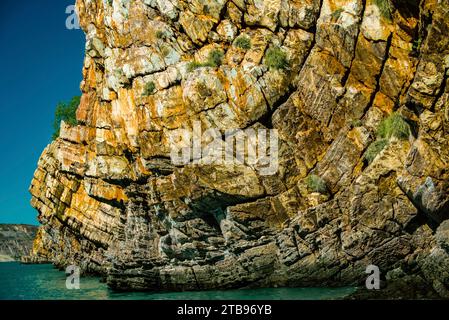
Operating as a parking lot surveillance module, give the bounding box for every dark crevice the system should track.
[391,0,421,20]
[405,99,425,117]
[337,0,368,95]
[123,149,134,164]
[404,210,438,234]
[363,33,393,121]
[249,83,296,130]
[190,267,201,290]
[430,69,448,113]
[406,117,420,139]
[89,195,126,211]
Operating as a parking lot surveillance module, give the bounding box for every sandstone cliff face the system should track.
[0,224,38,262]
[30,0,449,296]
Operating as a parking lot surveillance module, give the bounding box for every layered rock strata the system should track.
[0,224,38,262]
[30,0,449,297]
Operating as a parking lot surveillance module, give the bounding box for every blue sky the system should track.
[0,1,85,225]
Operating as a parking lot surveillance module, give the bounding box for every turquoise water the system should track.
[0,262,355,300]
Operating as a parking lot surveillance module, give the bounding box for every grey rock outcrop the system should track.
[0,224,38,262]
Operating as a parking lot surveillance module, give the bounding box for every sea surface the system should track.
[0,262,356,300]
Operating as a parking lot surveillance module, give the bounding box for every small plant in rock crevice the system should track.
[377,113,411,140]
[207,49,224,67]
[363,112,411,164]
[234,35,252,50]
[306,174,328,194]
[412,36,423,54]
[265,46,289,70]
[364,139,389,164]
[142,81,156,96]
[187,49,225,72]
[187,61,204,73]
[350,119,363,128]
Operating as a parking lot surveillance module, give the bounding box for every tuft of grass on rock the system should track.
[351,119,363,128]
[265,46,289,70]
[187,61,204,73]
[187,49,225,72]
[364,139,388,163]
[306,174,328,194]
[142,81,156,96]
[377,113,411,140]
[363,113,410,165]
[207,49,224,67]
[234,35,251,50]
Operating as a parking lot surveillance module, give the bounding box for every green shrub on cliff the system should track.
[52,96,80,140]
[234,35,251,50]
[206,49,224,67]
[364,139,388,163]
[265,46,289,70]
[187,49,225,72]
[187,61,204,72]
[363,113,411,164]
[142,81,156,96]
[377,113,411,140]
[306,174,328,194]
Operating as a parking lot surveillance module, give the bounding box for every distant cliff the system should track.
[0,224,37,262]
[30,0,449,298]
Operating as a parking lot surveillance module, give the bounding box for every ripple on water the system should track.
[0,262,355,300]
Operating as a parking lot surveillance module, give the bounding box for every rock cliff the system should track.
[30,0,449,297]
[0,224,38,262]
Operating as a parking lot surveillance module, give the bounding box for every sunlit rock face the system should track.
[29,0,449,296]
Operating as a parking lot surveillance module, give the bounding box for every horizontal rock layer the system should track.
[0,224,38,262]
[30,0,449,297]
